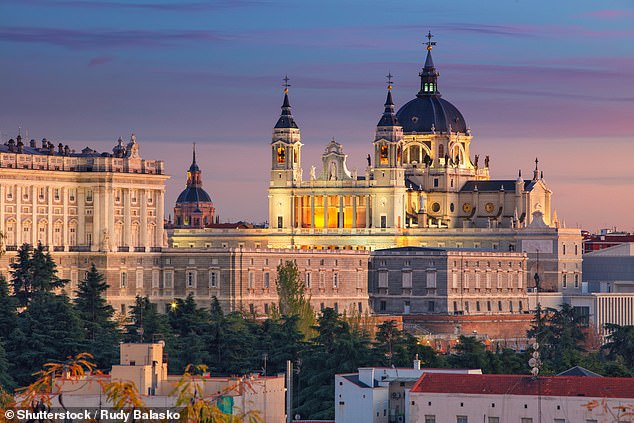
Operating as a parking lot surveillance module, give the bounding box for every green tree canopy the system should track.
[74,264,120,370]
[275,260,315,337]
[10,243,68,307]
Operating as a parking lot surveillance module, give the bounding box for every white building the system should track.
[51,343,286,423]
[335,363,481,423]
[407,372,634,423]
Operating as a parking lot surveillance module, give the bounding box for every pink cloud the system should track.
[581,9,634,19]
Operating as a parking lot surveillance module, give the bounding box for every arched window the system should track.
[69,220,78,246]
[380,145,389,164]
[277,145,286,163]
[131,223,140,247]
[53,221,63,246]
[5,219,16,246]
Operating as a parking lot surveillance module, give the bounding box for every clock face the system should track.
[462,203,472,213]
[485,202,495,213]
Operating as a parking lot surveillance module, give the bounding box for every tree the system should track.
[296,308,375,420]
[275,260,315,337]
[602,324,634,369]
[167,294,212,373]
[8,292,85,387]
[528,303,587,373]
[124,296,173,344]
[74,264,120,370]
[0,342,14,390]
[10,243,68,307]
[448,336,494,372]
[0,275,17,340]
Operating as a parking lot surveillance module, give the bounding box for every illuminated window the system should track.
[380,145,389,164]
[277,145,286,163]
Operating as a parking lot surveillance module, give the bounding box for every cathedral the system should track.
[171,34,582,293]
[268,34,552,235]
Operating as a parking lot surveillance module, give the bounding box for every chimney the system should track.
[413,354,421,370]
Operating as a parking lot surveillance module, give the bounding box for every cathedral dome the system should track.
[396,96,467,134]
[396,32,468,135]
[176,186,212,204]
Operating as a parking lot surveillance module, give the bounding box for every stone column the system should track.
[77,188,85,247]
[310,194,315,229]
[141,189,148,251]
[47,186,53,248]
[352,195,357,228]
[62,187,69,250]
[157,189,165,248]
[32,185,37,245]
[16,186,21,246]
[338,195,344,228]
[0,184,4,236]
[365,194,371,228]
[124,189,131,248]
[297,196,303,229]
[323,195,328,229]
[92,186,100,251]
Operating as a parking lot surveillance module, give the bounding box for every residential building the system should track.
[335,363,481,423]
[407,372,634,423]
[50,343,286,423]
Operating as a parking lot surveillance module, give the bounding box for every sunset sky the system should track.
[1,0,633,232]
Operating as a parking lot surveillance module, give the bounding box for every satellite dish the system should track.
[532,342,539,350]
[528,358,537,367]
[532,351,540,359]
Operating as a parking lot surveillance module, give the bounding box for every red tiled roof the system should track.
[411,373,634,399]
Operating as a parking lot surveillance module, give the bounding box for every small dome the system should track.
[396,96,467,134]
[176,186,212,204]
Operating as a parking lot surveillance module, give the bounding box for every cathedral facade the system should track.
[172,37,581,293]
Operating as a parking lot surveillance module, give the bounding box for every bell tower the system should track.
[271,76,302,187]
[373,74,404,183]
[269,76,303,231]
[371,75,406,230]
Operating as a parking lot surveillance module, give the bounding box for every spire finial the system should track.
[283,75,291,94]
[386,72,393,91]
[533,158,540,181]
[425,31,436,51]
[192,142,197,165]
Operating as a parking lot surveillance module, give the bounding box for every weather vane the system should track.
[386,72,393,90]
[425,31,436,51]
[283,75,291,93]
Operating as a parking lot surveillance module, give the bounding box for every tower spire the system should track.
[418,31,440,97]
[189,142,200,173]
[533,157,539,180]
[275,75,298,129]
[378,73,399,127]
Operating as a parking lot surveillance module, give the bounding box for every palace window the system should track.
[187,271,196,288]
[209,271,218,288]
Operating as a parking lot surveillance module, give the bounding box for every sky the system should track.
[1,0,633,232]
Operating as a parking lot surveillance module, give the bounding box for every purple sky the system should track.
[1,0,633,232]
